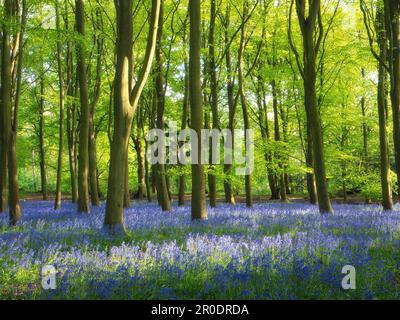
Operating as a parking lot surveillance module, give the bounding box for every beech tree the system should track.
[104,0,161,234]
[75,0,90,213]
[289,0,333,214]
[189,0,207,220]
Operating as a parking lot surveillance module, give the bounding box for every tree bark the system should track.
[0,0,13,214]
[271,80,287,202]
[88,7,103,206]
[154,1,171,212]
[377,6,393,210]
[238,1,252,208]
[54,0,65,210]
[104,0,160,233]
[293,0,333,214]
[384,0,400,199]
[133,109,146,200]
[207,0,219,208]
[189,0,207,220]
[178,17,190,207]
[75,0,90,213]
[223,4,235,205]
[305,121,317,204]
[38,73,47,200]
[8,0,26,225]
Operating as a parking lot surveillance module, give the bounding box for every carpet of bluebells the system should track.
[1,201,400,299]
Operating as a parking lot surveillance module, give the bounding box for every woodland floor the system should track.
[0,200,400,299]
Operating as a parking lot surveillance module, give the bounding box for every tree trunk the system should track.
[0,0,13,214]
[8,0,26,225]
[305,118,317,204]
[384,1,400,199]
[123,153,131,208]
[75,0,90,213]
[144,138,152,202]
[154,1,171,212]
[223,4,235,205]
[104,0,160,233]
[377,6,393,210]
[271,80,287,202]
[207,0,219,208]
[38,74,47,200]
[178,19,189,207]
[189,0,207,220]
[296,0,333,214]
[88,7,103,207]
[54,0,65,210]
[67,82,78,203]
[88,121,100,205]
[360,69,369,169]
[104,0,134,232]
[238,1,252,208]
[133,109,146,200]
[257,77,278,200]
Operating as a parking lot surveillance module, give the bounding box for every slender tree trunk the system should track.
[75,0,90,213]
[88,8,103,206]
[223,4,235,205]
[384,1,400,199]
[207,0,219,208]
[133,109,146,200]
[0,0,13,214]
[67,82,78,203]
[271,80,287,202]
[154,1,171,211]
[295,0,333,214]
[238,1,252,208]
[360,69,369,169]
[256,77,278,200]
[38,74,47,200]
[280,104,291,196]
[123,154,130,208]
[189,0,207,220]
[135,140,146,200]
[8,0,26,225]
[54,1,65,210]
[304,38,332,213]
[144,138,152,202]
[305,118,317,204]
[134,144,145,200]
[88,122,100,205]
[178,20,189,207]
[378,7,393,210]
